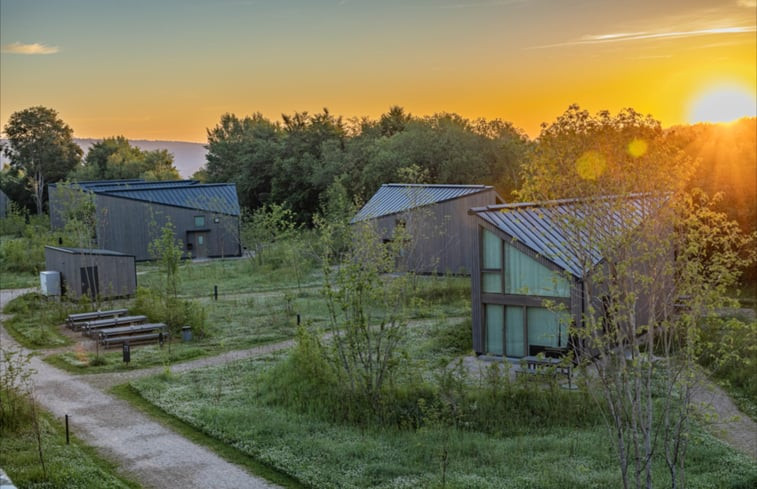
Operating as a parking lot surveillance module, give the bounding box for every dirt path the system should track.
[690,373,757,459]
[1,288,281,489]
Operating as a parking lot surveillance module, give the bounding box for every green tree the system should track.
[518,105,754,489]
[318,215,413,413]
[71,136,179,181]
[205,113,280,209]
[3,106,82,214]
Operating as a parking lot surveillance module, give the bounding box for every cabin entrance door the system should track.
[187,231,209,258]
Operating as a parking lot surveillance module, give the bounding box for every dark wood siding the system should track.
[44,247,137,299]
[94,194,240,261]
[371,189,500,275]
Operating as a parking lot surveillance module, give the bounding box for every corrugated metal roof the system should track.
[45,246,133,257]
[104,184,240,215]
[352,183,494,222]
[470,195,653,278]
[58,179,199,192]
[53,179,240,216]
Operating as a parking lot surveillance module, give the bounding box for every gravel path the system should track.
[1,288,281,489]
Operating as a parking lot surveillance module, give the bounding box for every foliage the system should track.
[697,315,757,418]
[0,202,28,236]
[320,219,413,415]
[518,105,755,489]
[201,107,531,224]
[132,353,757,489]
[69,135,180,181]
[2,106,82,214]
[132,287,207,337]
[148,220,184,299]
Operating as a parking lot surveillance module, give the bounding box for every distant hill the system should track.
[1,138,207,178]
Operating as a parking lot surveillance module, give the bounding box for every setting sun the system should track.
[688,84,757,124]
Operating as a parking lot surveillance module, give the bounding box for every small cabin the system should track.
[352,183,503,275]
[44,246,137,299]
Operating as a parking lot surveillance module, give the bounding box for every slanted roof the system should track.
[69,180,200,193]
[352,183,498,223]
[53,179,240,216]
[45,246,134,257]
[469,195,653,278]
[103,184,240,216]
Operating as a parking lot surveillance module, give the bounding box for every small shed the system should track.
[44,246,137,299]
[352,184,503,274]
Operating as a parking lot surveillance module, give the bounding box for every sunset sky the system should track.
[2,0,755,142]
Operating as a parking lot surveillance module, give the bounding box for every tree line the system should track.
[1,104,754,243]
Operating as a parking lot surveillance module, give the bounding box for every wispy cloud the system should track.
[738,0,756,8]
[528,26,756,49]
[1,42,60,55]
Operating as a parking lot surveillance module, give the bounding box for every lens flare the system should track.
[576,150,606,180]
[627,138,648,158]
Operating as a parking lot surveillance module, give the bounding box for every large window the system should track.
[485,304,504,355]
[482,229,502,293]
[505,244,569,297]
[484,305,570,357]
[482,228,569,297]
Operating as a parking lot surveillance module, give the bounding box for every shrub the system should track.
[132,287,208,338]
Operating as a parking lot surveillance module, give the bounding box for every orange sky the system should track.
[1,0,755,142]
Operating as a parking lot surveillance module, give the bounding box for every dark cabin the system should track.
[49,180,241,261]
[44,246,137,299]
[352,184,503,275]
[468,196,659,359]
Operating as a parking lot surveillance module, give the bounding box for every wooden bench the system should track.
[97,323,168,346]
[66,309,129,330]
[101,332,164,349]
[81,315,148,337]
[515,355,573,387]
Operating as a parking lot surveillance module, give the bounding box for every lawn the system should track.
[3,258,471,374]
[130,351,757,489]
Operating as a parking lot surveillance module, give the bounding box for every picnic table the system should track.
[81,315,147,337]
[98,322,168,348]
[66,309,129,330]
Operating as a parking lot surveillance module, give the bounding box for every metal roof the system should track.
[45,246,133,257]
[55,179,200,192]
[53,179,240,216]
[352,183,495,223]
[103,184,240,215]
[470,195,654,278]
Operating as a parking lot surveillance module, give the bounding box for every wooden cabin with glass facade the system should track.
[469,196,659,359]
[469,201,586,358]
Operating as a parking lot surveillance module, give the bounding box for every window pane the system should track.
[198,235,204,245]
[485,304,504,355]
[482,272,502,293]
[195,216,205,227]
[482,230,501,269]
[505,243,570,297]
[505,306,525,357]
[527,307,570,349]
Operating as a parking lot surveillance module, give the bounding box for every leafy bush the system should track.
[132,287,207,338]
[698,315,757,416]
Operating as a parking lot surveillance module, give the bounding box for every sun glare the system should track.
[688,84,757,124]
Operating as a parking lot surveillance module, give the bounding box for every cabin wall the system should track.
[372,189,500,275]
[94,194,240,261]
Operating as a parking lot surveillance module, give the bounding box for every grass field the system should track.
[130,352,757,489]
